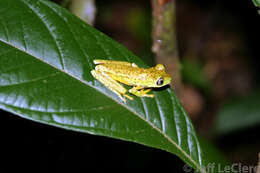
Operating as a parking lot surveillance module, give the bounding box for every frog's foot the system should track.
[129,87,154,98]
[91,69,133,102]
[140,89,154,98]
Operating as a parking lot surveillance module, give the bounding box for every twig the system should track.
[151,0,181,95]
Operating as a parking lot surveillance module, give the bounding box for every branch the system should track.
[151,0,181,95]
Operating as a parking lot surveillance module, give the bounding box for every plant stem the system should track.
[151,0,181,95]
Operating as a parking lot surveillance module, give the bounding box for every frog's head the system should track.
[149,64,171,88]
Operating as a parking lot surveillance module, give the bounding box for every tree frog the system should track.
[91,59,171,102]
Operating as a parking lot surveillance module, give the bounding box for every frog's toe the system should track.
[143,94,154,98]
[142,89,152,94]
[124,94,133,100]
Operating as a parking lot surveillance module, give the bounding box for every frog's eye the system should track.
[156,77,164,86]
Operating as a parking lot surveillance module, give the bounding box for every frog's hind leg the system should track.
[91,69,133,102]
[129,86,154,98]
[93,59,138,67]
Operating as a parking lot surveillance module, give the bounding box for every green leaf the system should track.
[215,91,260,135]
[252,0,260,7]
[0,0,207,171]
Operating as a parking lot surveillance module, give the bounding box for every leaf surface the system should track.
[0,0,207,171]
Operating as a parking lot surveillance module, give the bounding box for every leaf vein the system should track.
[176,94,203,166]
[0,16,10,42]
[39,0,94,72]
[20,12,28,51]
[153,93,165,132]
[20,0,65,70]
[168,89,180,145]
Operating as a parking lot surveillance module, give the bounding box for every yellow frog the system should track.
[91,59,171,102]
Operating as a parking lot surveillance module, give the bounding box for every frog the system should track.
[91,59,171,102]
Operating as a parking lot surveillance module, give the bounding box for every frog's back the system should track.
[98,64,151,86]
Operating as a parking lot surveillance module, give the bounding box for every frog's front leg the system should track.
[129,86,154,98]
[91,69,133,102]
